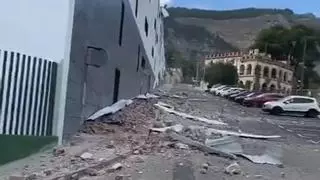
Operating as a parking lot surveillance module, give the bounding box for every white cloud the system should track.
[160,0,173,6]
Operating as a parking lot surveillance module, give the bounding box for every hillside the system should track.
[164,7,320,60]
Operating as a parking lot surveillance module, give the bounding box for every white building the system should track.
[205,49,293,93]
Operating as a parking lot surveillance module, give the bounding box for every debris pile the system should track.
[151,100,283,166]
[81,99,156,135]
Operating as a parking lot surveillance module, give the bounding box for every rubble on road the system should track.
[110,163,123,171]
[205,135,283,165]
[81,100,155,135]
[53,147,65,157]
[150,124,184,133]
[175,142,189,149]
[206,128,281,140]
[154,102,227,125]
[114,174,131,180]
[80,152,93,160]
[88,99,133,121]
[238,151,282,165]
[167,131,237,159]
[225,162,242,175]
[188,98,208,102]
[135,93,159,100]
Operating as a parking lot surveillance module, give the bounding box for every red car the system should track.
[243,93,284,107]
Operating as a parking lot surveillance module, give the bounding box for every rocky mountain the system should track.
[164,7,320,60]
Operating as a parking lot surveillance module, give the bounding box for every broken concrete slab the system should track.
[175,143,189,149]
[154,102,226,125]
[205,136,242,154]
[225,162,242,175]
[80,152,93,160]
[238,153,282,165]
[150,124,184,133]
[110,163,123,171]
[156,102,175,109]
[88,99,133,120]
[136,93,159,99]
[206,129,281,139]
[205,136,283,166]
[167,132,237,160]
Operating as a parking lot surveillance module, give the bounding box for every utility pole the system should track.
[301,38,307,90]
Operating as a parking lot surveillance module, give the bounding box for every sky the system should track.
[160,0,320,17]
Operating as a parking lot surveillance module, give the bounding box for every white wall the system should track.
[128,0,166,86]
[0,0,70,62]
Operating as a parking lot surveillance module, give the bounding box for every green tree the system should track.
[204,63,238,86]
[165,49,197,82]
[252,25,320,89]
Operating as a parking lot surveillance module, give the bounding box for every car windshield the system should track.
[246,92,257,97]
[277,96,291,102]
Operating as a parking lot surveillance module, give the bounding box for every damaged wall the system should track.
[63,0,164,139]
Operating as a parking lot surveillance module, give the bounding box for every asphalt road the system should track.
[107,84,320,180]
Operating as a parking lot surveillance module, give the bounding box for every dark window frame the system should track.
[136,45,140,72]
[119,2,125,46]
[135,0,139,17]
[144,17,149,37]
[141,57,146,69]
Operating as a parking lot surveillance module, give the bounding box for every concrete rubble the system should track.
[225,162,242,175]
[4,86,289,180]
[154,102,227,125]
[80,152,93,160]
[88,99,133,120]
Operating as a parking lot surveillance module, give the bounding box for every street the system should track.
[102,84,320,180]
[3,84,320,180]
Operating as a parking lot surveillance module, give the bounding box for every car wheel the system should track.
[306,109,319,118]
[271,106,283,115]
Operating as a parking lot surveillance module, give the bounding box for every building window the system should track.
[151,47,154,57]
[279,70,283,80]
[144,17,149,37]
[246,64,252,75]
[141,57,146,69]
[86,46,108,67]
[119,2,125,46]
[263,67,269,78]
[284,72,288,82]
[271,68,277,79]
[135,0,139,17]
[136,45,140,72]
[155,33,158,44]
[254,65,262,75]
[239,65,245,75]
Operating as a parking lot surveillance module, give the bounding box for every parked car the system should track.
[210,85,226,94]
[229,91,250,101]
[243,93,284,107]
[215,87,231,96]
[262,95,320,117]
[206,84,220,92]
[225,89,246,99]
[234,92,262,104]
[221,88,243,97]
